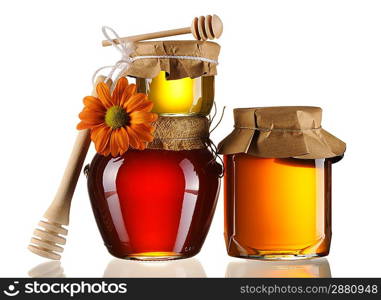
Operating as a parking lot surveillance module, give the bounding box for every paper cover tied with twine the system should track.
[218,106,346,159]
[122,40,220,80]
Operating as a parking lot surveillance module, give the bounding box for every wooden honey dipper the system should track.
[28,76,112,260]
[102,14,223,47]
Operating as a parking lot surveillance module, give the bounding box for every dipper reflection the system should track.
[28,261,65,278]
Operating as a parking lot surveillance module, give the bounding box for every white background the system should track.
[0,0,380,277]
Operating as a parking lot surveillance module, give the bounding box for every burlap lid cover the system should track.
[148,116,209,151]
[121,40,220,80]
[218,106,346,159]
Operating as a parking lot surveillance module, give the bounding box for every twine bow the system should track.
[92,26,219,89]
[92,26,136,88]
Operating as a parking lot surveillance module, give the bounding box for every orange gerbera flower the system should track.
[77,77,158,156]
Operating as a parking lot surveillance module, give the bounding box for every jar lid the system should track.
[218,106,346,159]
[121,40,220,80]
[148,116,210,151]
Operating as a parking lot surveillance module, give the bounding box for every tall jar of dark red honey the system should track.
[87,40,222,260]
[87,117,221,260]
[218,106,346,260]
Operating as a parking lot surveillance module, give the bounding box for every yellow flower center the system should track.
[105,106,130,129]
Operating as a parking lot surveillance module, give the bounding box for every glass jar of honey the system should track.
[87,116,222,260]
[122,40,220,117]
[218,107,346,260]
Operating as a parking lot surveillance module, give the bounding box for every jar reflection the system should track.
[226,258,331,278]
[104,258,206,277]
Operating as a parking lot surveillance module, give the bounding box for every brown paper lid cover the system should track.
[218,106,346,159]
[122,40,220,80]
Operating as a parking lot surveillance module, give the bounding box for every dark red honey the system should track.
[87,148,221,260]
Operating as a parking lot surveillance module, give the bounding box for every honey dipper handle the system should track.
[43,129,91,225]
[102,27,190,47]
[43,76,110,225]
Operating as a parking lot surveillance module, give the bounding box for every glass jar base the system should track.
[230,253,323,261]
[110,251,195,261]
[225,235,330,261]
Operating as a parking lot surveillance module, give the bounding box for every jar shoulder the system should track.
[88,148,222,177]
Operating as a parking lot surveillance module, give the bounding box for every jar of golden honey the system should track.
[87,116,222,260]
[218,107,346,260]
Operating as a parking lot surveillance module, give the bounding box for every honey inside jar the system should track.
[87,148,221,260]
[224,154,332,259]
[137,71,214,116]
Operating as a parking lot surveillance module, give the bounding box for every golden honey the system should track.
[137,71,214,116]
[224,154,332,259]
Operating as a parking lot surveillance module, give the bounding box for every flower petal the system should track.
[130,124,155,142]
[123,93,147,112]
[96,82,113,108]
[83,96,106,112]
[117,127,129,154]
[110,130,119,157]
[130,111,158,124]
[137,142,147,150]
[135,123,155,134]
[100,145,111,157]
[126,126,141,149]
[112,77,128,105]
[134,100,154,112]
[79,110,104,125]
[120,84,137,106]
[90,124,107,141]
[76,121,93,130]
[93,126,112,155]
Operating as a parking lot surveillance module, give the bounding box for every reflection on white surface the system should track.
[104,258,206,278]
[28,261,65,278]
[226,258,331,278]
